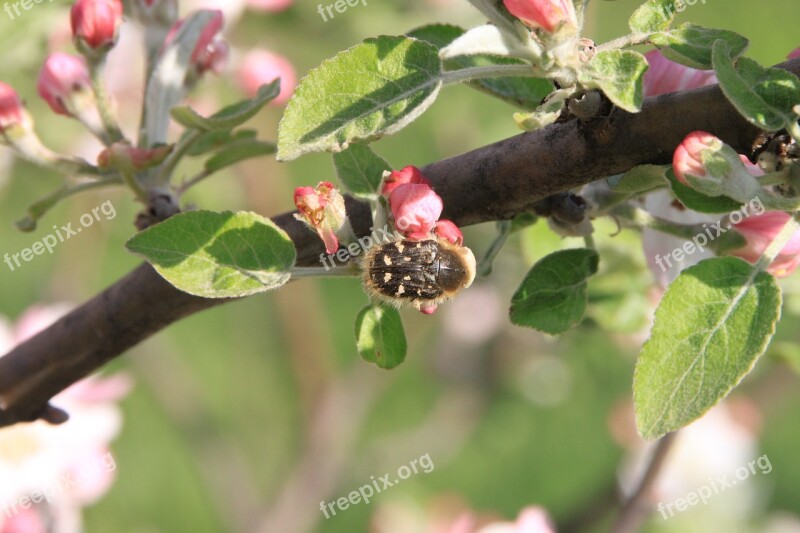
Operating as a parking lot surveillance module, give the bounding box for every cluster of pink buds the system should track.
[382,165,463,244]
[502,0,578,34]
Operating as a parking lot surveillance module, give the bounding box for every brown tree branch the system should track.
[1,59,797,429]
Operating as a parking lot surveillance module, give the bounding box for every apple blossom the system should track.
[729,211,800,277]
[36,53,92,117]
[643,49,717,97]
[294,181,347,254]
[389,183,444,240]
[502,0,577,33]
[381,165,431,198]
[70,0,124,53]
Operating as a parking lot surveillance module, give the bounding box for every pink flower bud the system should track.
[643,50,717,97]
[165,10,227,75]
[247,0,294,12]
[389,183,443,240]
[788,47,800,60]
[730,211,800,277]
[237,50,297,106]
[37,52,92,116]
[0,82,29,133]
[381,165,431,198]
[70,0,124,52]
[502,0,577,33]
[434,219,463,245]
[294,181,347,254]
[672,131,721,185]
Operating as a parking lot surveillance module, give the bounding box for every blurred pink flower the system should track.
[729,211,800,277]
[0,305,131,533]
[478,507,556,533]
[237,50,297,105]
[502,0,577,33]
[643,50,717,97]
[390,183,443,240]
[70,0,124,52]
[0,83,28,133]
[37,53,91,116]
[788,47,800,60]
[246,0,294,12]
[381,165,431,198]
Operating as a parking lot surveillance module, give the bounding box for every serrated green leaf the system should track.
[510,248,599,334]
[277,36,443,161]
[355,305,407,369]
[713,40,800,132]
[629,0,676,34]
[652,23,749,70]
[634,257,781,439]
[204,140,276,173]
[332,144,392,199]
[608,165,669,193]
[126,210,296,298]
[578,50,648,113]
[409,24,553,111]
[171,81,280,131]
[666,168,742,213]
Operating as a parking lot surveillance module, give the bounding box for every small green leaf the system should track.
[439,24,531,60]
[408,24,553,111]
[667,168,742,213]
[277,36,443,161]
[355,305,407,369]
[629,0,676,34]
[608,165,669,193]
[332,144,392,199]
[171,81,281,131]
[510,248,599,334]
[652,23,749,70]
[187,129,258,156]
[634,257,781,439]
[126,210,296,298]
[204,140,276,173]
[513,89,568,131]
[713,40,800,132]
[578,50,648,113]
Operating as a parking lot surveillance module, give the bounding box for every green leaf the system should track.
[332,144,392,199]
[126,210,296,298]
[440,24,531,61]
[355,305,407,369]
[409,24,553,111]
[510,248,599,334]
[607,165,669,194]
[713,40,800,132]
[187,129,258,156]
[513,88,568,131]
[204,140,276,173]
[171,81,281,131]
[634,257,781,439]
[667,168,742,213]
[629,0,676,34]
[578,50,648,113]
[652,23,749,70]
[277,36,443,161]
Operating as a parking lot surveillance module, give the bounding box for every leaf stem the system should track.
[478,221,512,277]
[290,265,360,278]
[596,33,651,53]
[157,129,204,186]
[440,64,543,84]
[88,58,125,144]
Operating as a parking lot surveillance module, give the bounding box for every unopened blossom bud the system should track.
[165,10,227,75]
[70,0,124,54]
[0,82,31,134]
[237,50,297,105]
[729,211,800,277]
[502,0,577,33]
[434,219,463,245]
[37,53,92,117]
[381,165,431,198]
[389,183,443,240]
[98,142,173,171]
[294,181,347,254]
[643,50,717,97]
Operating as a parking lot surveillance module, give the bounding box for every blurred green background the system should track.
[1,0,800,532]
